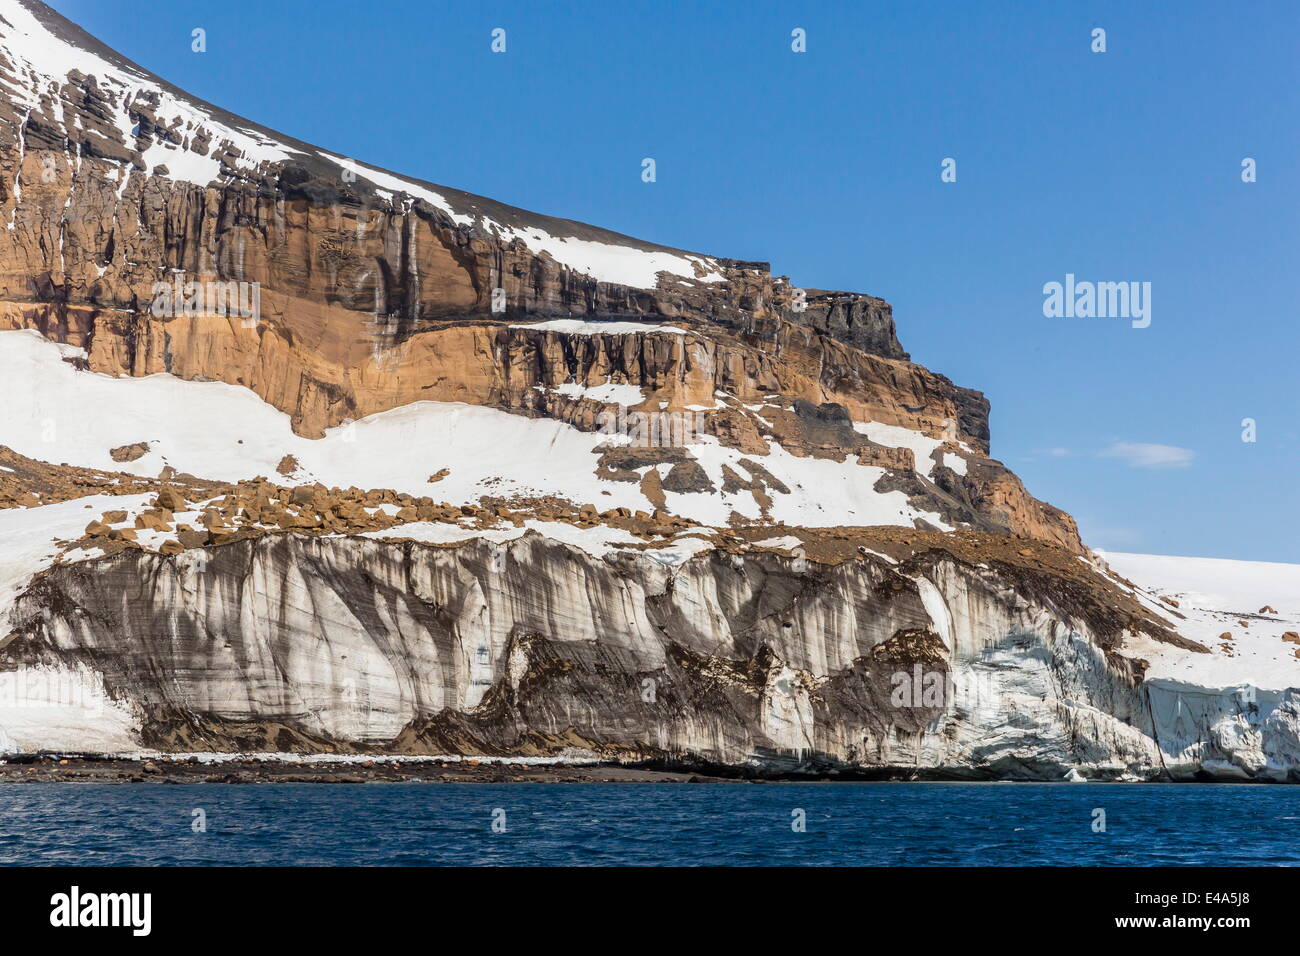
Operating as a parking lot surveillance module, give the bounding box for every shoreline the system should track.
[0,754,1292,784]
[0,754,730,784]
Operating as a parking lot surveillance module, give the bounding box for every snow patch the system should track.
[0,0,300,187]
[0,664,141,755]
[552,382,645,406]
[318,151,473,226]
[2,330,960,534]
[510,319,687,336]
[487,221,723,289]
[854,421,943,478]
[914,576,953,648]
[311,151,723,288]
[942,451,968,475]
[1107,551,1300,691]
[0,492,152,620]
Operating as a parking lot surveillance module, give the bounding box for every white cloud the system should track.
[1021,446,1073,464]
[1097,442,1194,469]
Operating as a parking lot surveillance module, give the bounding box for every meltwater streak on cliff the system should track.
[2,783,1299,866]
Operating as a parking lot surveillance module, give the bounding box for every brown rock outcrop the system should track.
[109,442,150,462]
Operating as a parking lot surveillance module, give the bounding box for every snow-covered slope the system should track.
[0,0,297,182]
[0,492,151,619]
[1107,551,1300,691]
[0,329,949,530]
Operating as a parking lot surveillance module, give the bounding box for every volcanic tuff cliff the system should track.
[2,0,1298,779]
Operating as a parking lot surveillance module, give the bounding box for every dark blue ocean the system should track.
[2,783,1297,866]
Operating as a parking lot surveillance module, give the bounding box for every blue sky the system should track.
[49,0,1299,561]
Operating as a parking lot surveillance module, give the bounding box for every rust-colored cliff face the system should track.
[0,0,1080,551]
[0,146,907,436]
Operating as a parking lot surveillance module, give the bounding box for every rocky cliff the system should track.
[0,0,1081,545]
[0,0,905,416]
[6,528,1296,779]
[1,0,1297,780]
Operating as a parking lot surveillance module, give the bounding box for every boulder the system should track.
[109,442,151,462]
